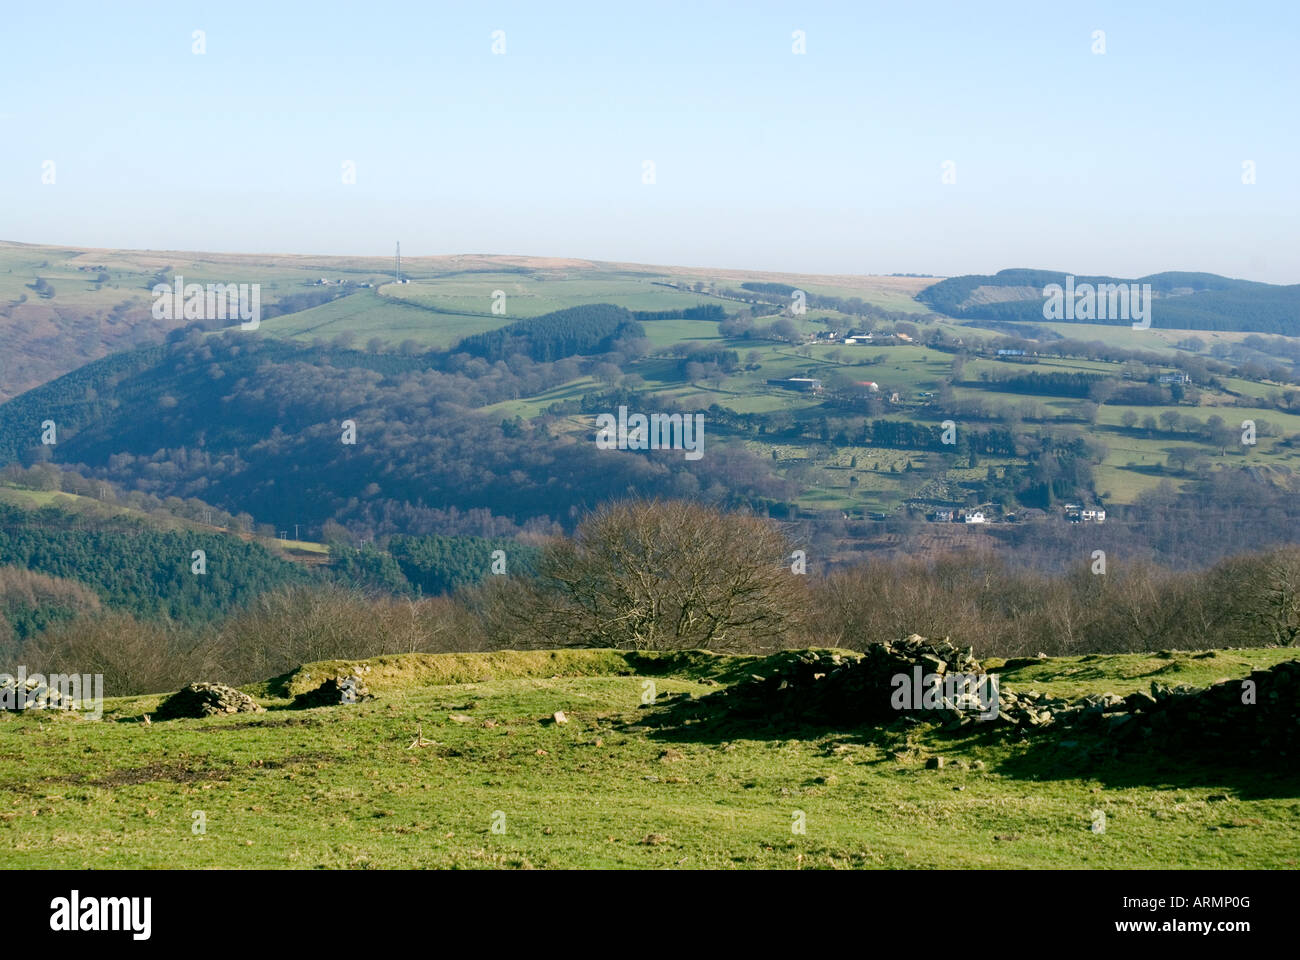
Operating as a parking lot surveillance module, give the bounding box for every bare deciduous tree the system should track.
[1229,547,1300,646]
[489,500,805,652]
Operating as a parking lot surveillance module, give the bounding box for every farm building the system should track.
[1065,506,1106,523]
[767,377,823,393]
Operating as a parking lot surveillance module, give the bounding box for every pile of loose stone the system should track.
[997,659,1300,756]
[150,673,378,720]
[718,635,984,726]
[291,674,374,709]
[154,682,265,720]
[714,637,1300,758]
[0,674,77,711]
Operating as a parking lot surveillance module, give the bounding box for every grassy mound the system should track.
[252,647,761,700]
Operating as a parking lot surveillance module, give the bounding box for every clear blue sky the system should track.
[3,1,1297,281]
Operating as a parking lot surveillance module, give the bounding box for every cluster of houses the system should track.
[927,508,988,524]
[810,330,914,346]
[924,505,1103,525]
[1064,503,1106,523]
[315,274,377,286]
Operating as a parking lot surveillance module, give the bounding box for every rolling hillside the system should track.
[919,268,1300,334]
[0,241,931,400]
[7,243,1300,574]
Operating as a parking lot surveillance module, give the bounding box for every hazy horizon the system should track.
[6,236,1299,289]
[3,0,1298,282]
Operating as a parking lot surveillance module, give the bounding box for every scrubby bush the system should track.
[10,504,1300,695]
[18,611,199,696]
[208,585,487,686]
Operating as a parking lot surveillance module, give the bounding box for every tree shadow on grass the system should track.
[991,732,1300,801]
[633,693,1300,800]
[626,691,921,755]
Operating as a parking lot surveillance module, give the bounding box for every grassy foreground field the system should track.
[1,647,1296,870]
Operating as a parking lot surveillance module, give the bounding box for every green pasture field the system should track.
[1,646,1294,869]
[380,275,736,320]
[255,290,495,348]
[0,482,329,559]
[989,321,1271,355]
